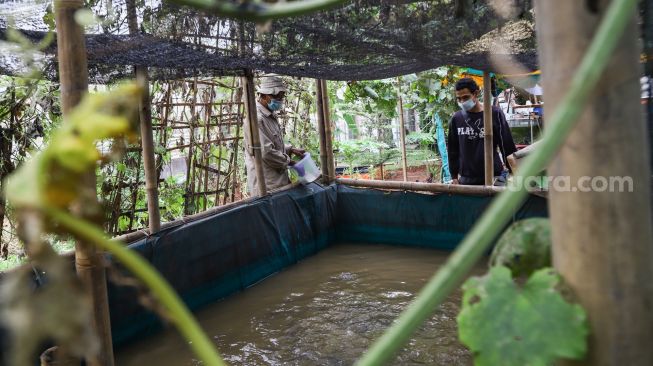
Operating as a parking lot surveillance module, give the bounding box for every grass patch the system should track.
[0,238,75,272]
[0,255,27,272]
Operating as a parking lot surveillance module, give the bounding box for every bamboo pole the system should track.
[0,88,16,259]
[397,77,408,182]
[136,71,160,232]
[337,178,503,196]
[54,0,114,365]
[127,0,161,233]
[230,81,243,203]
[220,77,237,205]
[184,80,198,214]
[242,70,267,196]
[483,71,493,186]
[319,79,336,183]
[210,84,224,207]
[315,79,329,183]
[127,154,142,231]
[155,84,172,183]
[536,0,653,364]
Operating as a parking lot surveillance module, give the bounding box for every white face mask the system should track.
[458,98,476,112]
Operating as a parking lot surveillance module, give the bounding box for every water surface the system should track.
[117,243,482,365]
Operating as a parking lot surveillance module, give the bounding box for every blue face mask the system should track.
[458,98,476,112]
[268,99,283,111]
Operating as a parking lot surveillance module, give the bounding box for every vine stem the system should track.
[42,205,226,366]
[172,0,348,21]
[355,0,640,364]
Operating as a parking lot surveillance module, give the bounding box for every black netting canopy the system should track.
[0,0,537,82]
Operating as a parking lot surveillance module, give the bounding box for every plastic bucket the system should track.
[291,153,321,184]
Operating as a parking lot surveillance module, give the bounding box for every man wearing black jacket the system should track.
[447,78,517,185]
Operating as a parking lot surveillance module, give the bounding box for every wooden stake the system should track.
[54,0,114,364]
[315,79,330,183]
[397,77,408,182]
[483,71,493,186]
[536,1,653,364]
[242,70,267,196]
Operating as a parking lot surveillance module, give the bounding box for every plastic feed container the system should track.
[291,153,321,184]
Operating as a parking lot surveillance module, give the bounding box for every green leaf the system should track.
[458,266,588,366]
[490,218,552,277]
[116,162,127,173]
[4,156,43,208]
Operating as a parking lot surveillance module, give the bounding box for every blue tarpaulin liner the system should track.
[435,114,452,183]
[0,183,548,361]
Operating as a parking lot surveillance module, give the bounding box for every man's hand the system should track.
[290,148,306,158]
[451,178,459,185]
[507,154,518,172]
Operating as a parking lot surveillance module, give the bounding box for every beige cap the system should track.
[257,74,287,95]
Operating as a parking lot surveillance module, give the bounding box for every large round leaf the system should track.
[458,266,588,366]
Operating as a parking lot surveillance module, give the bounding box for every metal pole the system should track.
[242,70,267,196]
[483,71,493,186]
[536,0,653,364]
[315,79,329,183]
[397,77,408,182]
[54,0,114,365]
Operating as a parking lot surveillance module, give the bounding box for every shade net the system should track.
[0,0,537,83]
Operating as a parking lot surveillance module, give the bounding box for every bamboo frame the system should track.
[103,76,246,236]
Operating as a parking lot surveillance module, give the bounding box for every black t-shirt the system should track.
[447,106,517,180]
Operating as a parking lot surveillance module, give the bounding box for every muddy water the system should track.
[116,244,483,366]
